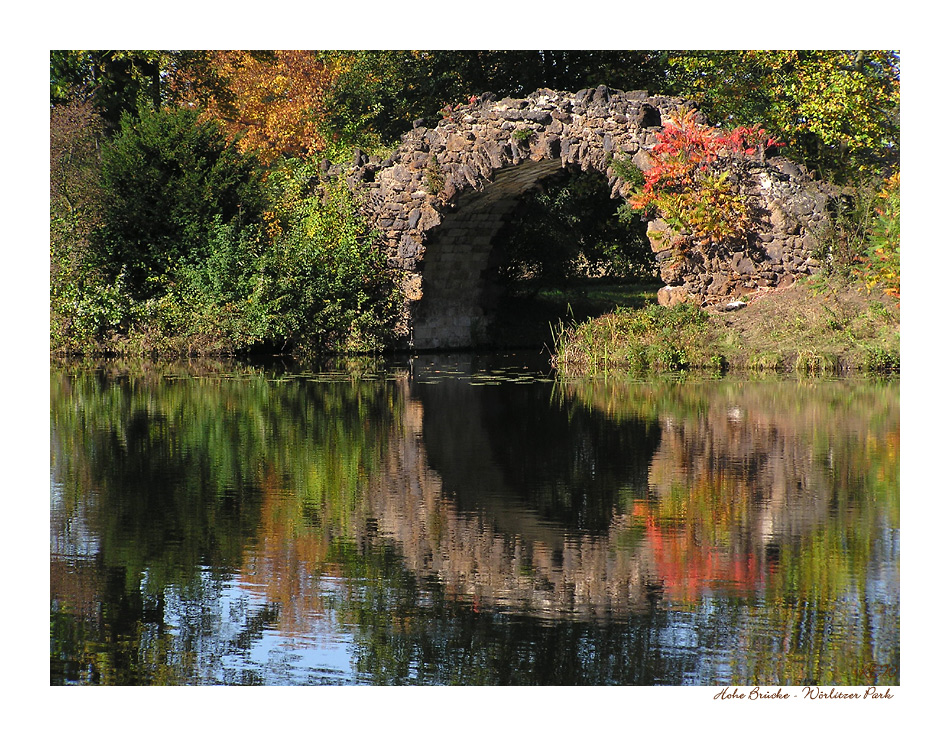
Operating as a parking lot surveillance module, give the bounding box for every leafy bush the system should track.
[52,99,399,355]
[861,172,900,301]
[862,346,899,375]
[133,218,273,353]
[92,105,266,298]
[258,170,401,353]
[811,170,900,300]
[50,237,137,353]
[114,174,399,356]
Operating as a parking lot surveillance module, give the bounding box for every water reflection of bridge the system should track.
[50,365,900,683]
[364,394,660,619]
[346,366,874,621]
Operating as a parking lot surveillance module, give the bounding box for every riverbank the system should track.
[552,278,899,375]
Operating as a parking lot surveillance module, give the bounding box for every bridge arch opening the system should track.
[411,162,654,349]
[485,165,656,346]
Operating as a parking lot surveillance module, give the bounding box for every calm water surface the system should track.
[50,353,899,685]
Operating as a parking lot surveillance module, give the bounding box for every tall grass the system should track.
[552,303,724,373]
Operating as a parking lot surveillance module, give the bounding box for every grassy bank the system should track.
[552,279,900,376]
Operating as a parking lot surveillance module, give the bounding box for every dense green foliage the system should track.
[662,50,900,182]
[50,50,172,128]
[259,169,400,353]
[50,99,399,356]
[862,172,900,300]
[94,106,266,297]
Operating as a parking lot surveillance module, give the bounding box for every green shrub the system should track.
[53,110,399,356]
[145,218,273,353]
[93,105,266,298]
[124,174,402,355]
[608,154,645,188]
[259,177,400,353]
[50,244,136,354]
[862,347,899,375]
[815,172,899,294]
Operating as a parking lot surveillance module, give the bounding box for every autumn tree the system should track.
[168,51,340,164]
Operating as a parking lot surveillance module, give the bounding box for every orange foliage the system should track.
[171,51,340,164]
[237,465,336,635]
[630,500,765,603]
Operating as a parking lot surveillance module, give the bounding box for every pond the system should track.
[50,353,899,686]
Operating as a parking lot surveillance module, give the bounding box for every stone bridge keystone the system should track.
[332,87,831,349]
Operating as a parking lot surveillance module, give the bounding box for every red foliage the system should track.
[628,110,784,246]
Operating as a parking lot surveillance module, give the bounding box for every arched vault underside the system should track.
[337,86,831,350]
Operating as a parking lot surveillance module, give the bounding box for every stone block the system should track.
[766,243,784,262]
[735,257,756,275]
[523,110,552,125]
[647,220,674,253]
[657,285,694,307]
[634,104,661,128]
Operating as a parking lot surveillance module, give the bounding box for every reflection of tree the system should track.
[559,376,900,684]
[560,377,899,591]
[50,360,400,684]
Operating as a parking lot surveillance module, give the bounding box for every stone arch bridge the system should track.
[331,86,831,350]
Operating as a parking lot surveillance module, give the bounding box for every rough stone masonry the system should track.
[325,86,833,349]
